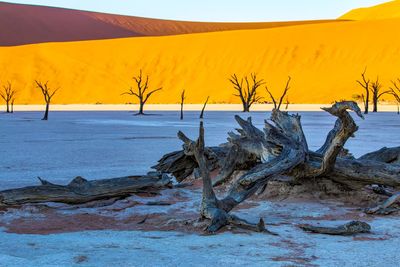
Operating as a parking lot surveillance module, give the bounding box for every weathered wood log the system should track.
[365,192,400,215]
[307,153,400,189]
[0,174,171,206]
[299,221,371,235]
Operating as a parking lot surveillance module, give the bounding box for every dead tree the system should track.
[229,73,265,112]
[155,101,400,233]
[356,68,370,114]
[265,76,291,110]
[122,70,162,115]
[0,81,16,113]
[35,80,58,120]
[180,89,186,120]
[370,77,390,112]
[199,96,209,119]
[390,79,400,115]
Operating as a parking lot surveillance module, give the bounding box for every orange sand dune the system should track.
[0,1,338,46]
[339,0,400,20]
[1,18,400,105]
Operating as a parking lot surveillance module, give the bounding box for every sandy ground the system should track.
[1,110,400,266]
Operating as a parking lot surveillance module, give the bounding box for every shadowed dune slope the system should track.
[0,1,338,46]
[1,19,400,105]
[339,0,400,20]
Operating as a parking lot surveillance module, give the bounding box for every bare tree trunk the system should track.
[373,96,378,112]
[365,90,369,114]
[42,102,50,120]
[243,103,249,112]
[180,90,185,120]
[6,101,9,113]
[180,104,184,120]
[138,100,144,115]
[11,100,14,113]
[199,96,209,119]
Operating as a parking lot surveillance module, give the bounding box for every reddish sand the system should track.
[0,1,339,46]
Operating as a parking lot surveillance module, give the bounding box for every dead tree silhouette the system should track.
[356,68,371,114]
[199,96,210,119]
[180,89,186,120]
[370,77,390,112]
[122,70,162,115]
[0,81,16,113]
[35,80,58,120]
[230,73,265,112]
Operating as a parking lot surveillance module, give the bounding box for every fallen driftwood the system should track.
[155,101,400,233]
[0,173,171,206]
[366,192,400,215]
[299,221,371,235]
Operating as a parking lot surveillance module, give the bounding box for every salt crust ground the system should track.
[1,111,400,266]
